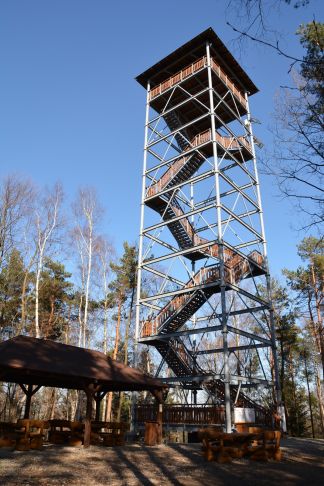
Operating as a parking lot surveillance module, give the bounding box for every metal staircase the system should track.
[152,332,262,409]
[136,30,280,424]
[140,98,266,405]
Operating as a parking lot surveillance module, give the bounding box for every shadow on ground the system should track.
[0,437,323,485]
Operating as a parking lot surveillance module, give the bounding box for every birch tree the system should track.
[34,184,63,338]
[0,174,34,271]
[96,236,115,354]
[72,187,102,347]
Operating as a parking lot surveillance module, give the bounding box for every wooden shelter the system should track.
[0,336,166,446]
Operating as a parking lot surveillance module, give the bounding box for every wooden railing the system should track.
[210,58,247,110]
[150,57,207,100]
[135,404,225,425]
[170,339,193,369]
[146,129,252,198]
[255,408,273,427]
[230,250,263,283]
[135,404,271,426]
[149,56,247,111]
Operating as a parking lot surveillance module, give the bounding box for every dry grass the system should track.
[0,437,323,485]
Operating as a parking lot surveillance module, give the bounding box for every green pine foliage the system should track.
[0,249,25,330]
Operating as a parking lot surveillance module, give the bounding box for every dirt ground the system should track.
[0,437,323,486]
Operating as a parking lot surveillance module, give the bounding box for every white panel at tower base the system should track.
[279,406,287,432]
[234,408,255,423]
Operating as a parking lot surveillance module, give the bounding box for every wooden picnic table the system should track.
[48,419,84,446]
[91,421,129,446]
[199,428,281,463]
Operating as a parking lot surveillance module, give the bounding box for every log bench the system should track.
[15,419,50,450]
[249,430,282,461]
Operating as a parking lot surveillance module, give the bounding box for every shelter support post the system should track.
[84,384,101,448]
[19,384,42,419]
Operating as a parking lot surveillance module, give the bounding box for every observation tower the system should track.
[135,28,280,432]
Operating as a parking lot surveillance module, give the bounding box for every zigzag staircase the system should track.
[142,253,264,408]
[143,108,265,409]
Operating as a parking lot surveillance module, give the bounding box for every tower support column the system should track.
[206,41,231,432]
[245,92,282,409]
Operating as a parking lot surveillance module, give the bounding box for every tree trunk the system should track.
[102,301,109,421]
[311,263,324,378]
[117,287,135,422]
[84,389,93,448]
[35,253,43,338]
[46,388,57,420]
[20,254,36,333]
[105,298,122,422]
[315,366,324,435]
[83,224,93,348]
[304,352,315,438]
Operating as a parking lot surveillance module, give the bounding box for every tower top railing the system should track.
[149,56,247,111]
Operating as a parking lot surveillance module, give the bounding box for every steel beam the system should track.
[194,342,270,355]
[227,325,271,345]
[139,324,223,343]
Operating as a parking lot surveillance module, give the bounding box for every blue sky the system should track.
[0,0,323,279]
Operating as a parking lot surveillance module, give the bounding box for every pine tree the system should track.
[37,258,73,340]
[0,249,26,335]
[105,242,137,421]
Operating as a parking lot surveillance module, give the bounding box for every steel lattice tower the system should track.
[135,28,281,432]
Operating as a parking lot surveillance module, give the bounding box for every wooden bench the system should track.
[69,421,84,446]
[15,419,49,450]
[48,420,130,447]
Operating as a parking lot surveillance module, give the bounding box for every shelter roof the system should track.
[136,27,258,95]
[0,336,165,392]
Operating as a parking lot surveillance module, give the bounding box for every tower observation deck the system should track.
[135,28,281,432]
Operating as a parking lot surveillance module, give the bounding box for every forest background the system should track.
[0,0,323,438]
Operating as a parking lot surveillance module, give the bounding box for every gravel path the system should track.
[0,437,323,485]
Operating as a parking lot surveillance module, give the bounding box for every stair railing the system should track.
[146,129,251,199]
[140,250,264,338]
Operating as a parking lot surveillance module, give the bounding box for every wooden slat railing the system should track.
[149,56,247,111]
[134,404,225,425]
[150,57,207,100]
[135,404,271,426]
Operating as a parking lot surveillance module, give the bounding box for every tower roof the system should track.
[136,27,258,95]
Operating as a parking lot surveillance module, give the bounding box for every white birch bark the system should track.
[72,187,102,348]
[34,185,62,338]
